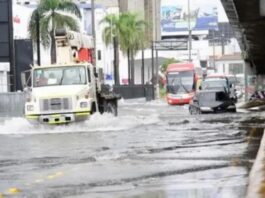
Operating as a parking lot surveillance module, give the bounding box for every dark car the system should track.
[189,89,236,114]
[201,77,237,103]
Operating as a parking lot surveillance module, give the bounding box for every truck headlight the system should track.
[27,105,34,111]
[80,102,88,108]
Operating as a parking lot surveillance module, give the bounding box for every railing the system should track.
[0,85,155,117]
[0,92,26,117]
[113,84,154,100]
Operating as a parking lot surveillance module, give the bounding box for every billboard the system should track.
[161,0,218,36]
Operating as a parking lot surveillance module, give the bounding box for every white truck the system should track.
[22,30,120,124]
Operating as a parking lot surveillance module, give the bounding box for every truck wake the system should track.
[0,113,159,135]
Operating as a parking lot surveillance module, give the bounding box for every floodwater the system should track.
[0,99,263,198]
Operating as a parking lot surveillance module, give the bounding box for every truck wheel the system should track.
[189,106,200,115]
[195,107,201,114]
[189,106,194,115]
[91,102,97,114]
[106,102,118,116]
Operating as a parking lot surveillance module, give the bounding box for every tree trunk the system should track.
[131,49,135,85]
[113,37,120,85]
[127,49,131,85]
[36,11,41,65]
[50,31,56,64]
[141,49,145,85]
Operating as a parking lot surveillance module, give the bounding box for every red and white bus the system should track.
[166,62,199,105]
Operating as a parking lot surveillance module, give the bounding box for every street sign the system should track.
[153,40,188,51]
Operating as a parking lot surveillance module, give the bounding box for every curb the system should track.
[246,129,265,198]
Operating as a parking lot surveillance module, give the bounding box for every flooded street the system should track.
[0,99,264,198]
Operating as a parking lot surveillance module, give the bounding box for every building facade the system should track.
[117,0,162,84]
[0,0,13,92]
[118,0,161,42]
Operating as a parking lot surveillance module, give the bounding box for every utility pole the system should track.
[213,30,216,72]
[141,49,145,85]
[91,0,96,66]
[221,34,225,55]
[188,0,192,62]
[151,42,155,100]
[36,11,41,66]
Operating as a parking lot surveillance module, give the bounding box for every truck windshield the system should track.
[33,66,87,87]
[167,71,194,94]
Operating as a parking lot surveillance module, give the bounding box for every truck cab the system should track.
[24,63,120,124]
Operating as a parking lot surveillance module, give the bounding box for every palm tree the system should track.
[100,14,120,85]
[28,0,81,64]
[119,13,146,84]
[101,12,147,85]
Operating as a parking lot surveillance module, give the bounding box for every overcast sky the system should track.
[161,0,229,22]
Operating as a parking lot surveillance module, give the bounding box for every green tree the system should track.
[100,14,120,85]
[119,12,147,85]
[101,12,147,85]
[28,0,81,64]
[161,58,180,73]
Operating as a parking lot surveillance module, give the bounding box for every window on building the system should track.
[229,63,243,74]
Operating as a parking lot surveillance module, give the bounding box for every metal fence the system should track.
[113,84,154,100]
[0,92,26,117]
[0,85,154,117]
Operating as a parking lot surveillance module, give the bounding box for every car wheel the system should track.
[228,108,236,113]
[189,106,194,115]
[196,107,201,114]
[189,106,200,115]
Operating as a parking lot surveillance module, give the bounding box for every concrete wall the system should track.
[0,63,10,92]
[0,92,25,117]
[244,61,256,100]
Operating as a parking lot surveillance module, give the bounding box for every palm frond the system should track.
[58,0,81,18]
[53,11,79,31]
[40,14,52,49]
[39,0,59,12]
[102,27,113,46]
[28,9,38,42]
[28,0,81,50]
[101,14,120,47]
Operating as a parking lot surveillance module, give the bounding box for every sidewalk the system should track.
[247,130,265,198]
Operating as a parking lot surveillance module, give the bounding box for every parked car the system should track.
[189,89,236,114]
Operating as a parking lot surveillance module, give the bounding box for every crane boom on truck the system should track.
[22,30,120,125]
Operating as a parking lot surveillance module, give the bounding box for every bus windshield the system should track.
[167,71,194,94]
[33,66,87,87]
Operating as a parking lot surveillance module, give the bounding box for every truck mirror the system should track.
[21,72,27,89]
[21,70,31,89]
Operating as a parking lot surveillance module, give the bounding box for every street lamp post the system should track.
[36,11,41,66]
[212,31,217,72]
[188,0,192,62]
[91,0,96,66]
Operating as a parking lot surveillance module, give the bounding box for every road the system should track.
[0,99,264,198]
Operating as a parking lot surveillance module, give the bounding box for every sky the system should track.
[161,0,229,22]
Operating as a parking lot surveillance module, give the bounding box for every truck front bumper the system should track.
[26,111,90,125]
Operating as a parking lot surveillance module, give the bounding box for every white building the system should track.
[213,53,244,75]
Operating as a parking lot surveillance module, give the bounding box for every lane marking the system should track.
[8,187,21,194]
